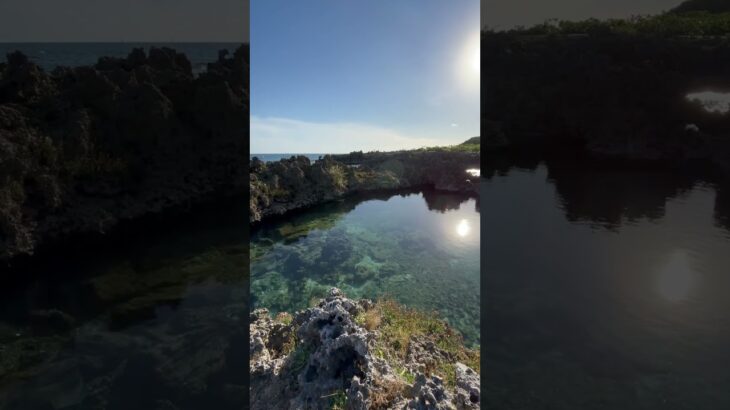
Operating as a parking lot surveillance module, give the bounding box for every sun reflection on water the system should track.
[656,249,697,302]
[456,219,471,237]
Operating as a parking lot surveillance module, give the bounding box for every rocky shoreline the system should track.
[0,44,248,262]
[250,144,480,224]
[250,288,480,410]
[482,29,730,177]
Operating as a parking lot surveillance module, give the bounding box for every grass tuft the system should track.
[363,298,480,387]
[328,390,347,409]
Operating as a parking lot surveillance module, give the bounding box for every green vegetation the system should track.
[415,137,480,153]
[365,299,480,387]
[461,136,480,145]
[288,343,313,374]
[672,0,730,14]
[396,365,416,384]
[495,11,730,37]
[328,163,348,191]
[354,307,382,330]
[0,335,67,382]
[66,152,128,178]
[275,311,293,326]
[328,390,347,410]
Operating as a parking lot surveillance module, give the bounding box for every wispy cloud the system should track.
[251,116,447,153]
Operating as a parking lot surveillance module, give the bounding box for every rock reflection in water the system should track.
[422,190,476,213]
[483,160,730,409]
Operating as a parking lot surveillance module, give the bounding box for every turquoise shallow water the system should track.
[250,191,481,345]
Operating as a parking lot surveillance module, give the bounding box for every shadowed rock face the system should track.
[250,150,480,224]
[482,31,730,175]
[0,45,249,261]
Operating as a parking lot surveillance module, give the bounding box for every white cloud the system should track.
[251,116,447,153]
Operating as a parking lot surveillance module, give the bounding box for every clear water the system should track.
[0,202,248,410]
[483,162,730,409]
[0,43,242,74]
[250,191,481,345]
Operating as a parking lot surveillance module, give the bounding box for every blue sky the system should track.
[251,0,480,153]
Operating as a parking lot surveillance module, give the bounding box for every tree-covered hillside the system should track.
[672,0,730,14]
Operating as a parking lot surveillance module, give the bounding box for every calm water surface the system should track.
[250,191,481,345]
[484,161,730,409]
[0,202,248,410]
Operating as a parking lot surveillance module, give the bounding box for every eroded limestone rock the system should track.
[249,288,480,410]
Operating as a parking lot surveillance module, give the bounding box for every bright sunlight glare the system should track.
[456,219,471,237]
[457,32,480,90]
[472,45,480,73]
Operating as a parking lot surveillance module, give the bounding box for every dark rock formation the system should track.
[482,30,730,175]
[249,288,480,410]
[0,45,248,261]
[250,149,480,223]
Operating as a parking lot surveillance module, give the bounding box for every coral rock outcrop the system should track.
[249,288,480,410]
[0,45,248,261]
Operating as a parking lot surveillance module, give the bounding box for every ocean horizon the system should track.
[250,153,330,163]
[0,42,243,74]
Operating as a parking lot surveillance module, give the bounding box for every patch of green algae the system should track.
[89,244,248,325]
[0,334,67,384]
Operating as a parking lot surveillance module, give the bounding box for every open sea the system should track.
[0,43,242,74]
[250,154,329,163]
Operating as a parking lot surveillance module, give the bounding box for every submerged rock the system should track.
[249,288,480,410]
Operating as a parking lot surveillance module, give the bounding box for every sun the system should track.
[472,44,480,74]
[456,32,480,90]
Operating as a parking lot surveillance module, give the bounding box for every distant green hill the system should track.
[408,137,479,153]
[461,137,480,145]
[671,0,730,13]
[491,3,730,37]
